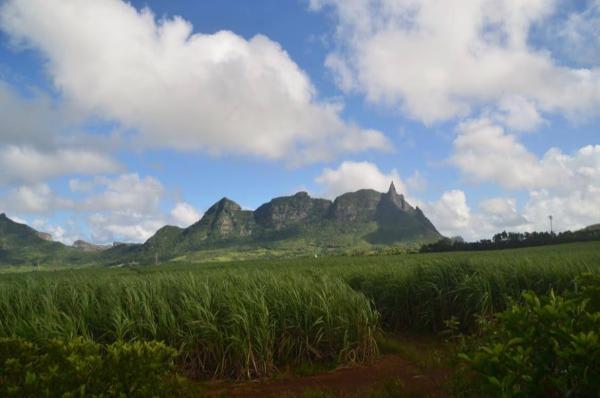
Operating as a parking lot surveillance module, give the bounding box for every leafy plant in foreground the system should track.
[0,337,184,397]
[458,275,600,397]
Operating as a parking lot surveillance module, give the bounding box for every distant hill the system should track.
[108,183,442,265]
[1,184,443,267]
[584,224,600,232]
[0,213,88,266]
[72,240,110,253]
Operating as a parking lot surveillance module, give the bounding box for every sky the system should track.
[0,0,598,244]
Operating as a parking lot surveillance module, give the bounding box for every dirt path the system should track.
[203,354,450,397]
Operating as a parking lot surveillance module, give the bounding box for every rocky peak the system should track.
[205,197,242,215]
[388,182,397,195]
[383,182,413,212]
[328,189,382,222]
[0,213,6,219]
[73,240,108,252]
[293,191,310,199]
[192,197,251,237]
[254,191,331,229]
[36,232,53,242]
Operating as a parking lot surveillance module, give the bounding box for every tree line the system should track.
[420,227,600,253]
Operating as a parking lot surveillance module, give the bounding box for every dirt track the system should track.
[205,354,449,397]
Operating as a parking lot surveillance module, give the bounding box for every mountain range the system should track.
[0,184,442,267]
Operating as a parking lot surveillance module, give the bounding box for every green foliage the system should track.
[458,277,600,397]
[0,241,599,386]
[0,214,93,268]
[0,337,183,397]
[421,228,600,253]
[0,272,378,379]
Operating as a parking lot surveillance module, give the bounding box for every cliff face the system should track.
[36,232,53,242]
[254,192,331,230]
[0,213,84,266]
[133,184,443,260]
[327,190,382,223]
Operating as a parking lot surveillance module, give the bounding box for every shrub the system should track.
[0,337,183,397]
[458,275,600,397]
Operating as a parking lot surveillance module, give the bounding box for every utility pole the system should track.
[549,215,553,234]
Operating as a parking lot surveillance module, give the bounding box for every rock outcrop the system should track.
[132,183,443,261]
[254,192,331,230]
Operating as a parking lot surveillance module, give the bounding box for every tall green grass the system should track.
[0,271,378,379]
[1,241,599,379]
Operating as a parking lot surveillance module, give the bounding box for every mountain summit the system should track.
[126,186,442,263]
[0,186,443,266]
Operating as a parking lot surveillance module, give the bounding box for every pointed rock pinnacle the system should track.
[388,181,397,195]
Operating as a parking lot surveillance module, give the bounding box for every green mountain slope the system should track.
[2,184,443,267]
[110,183,442,264]
[0,213,91,267]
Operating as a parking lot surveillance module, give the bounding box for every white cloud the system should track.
[421,192,532,240]
[450,117,600,234]
[422,190,472,237]
[479,197,528,228]
[0,173,185,244]
[0,146,120,185]
[0,0,389,163]
[551,1,600,67]
[88,212,166,244]
[80,174,164,214]
[451,118,547,189]
[30,218,82,245]
[406,171,427,192]
[310,0,600,124]
[0,80,121,184]
[0,80,71,148]
[493,96,545,132]
[315,161,406,198]
[0,183,73,214]
[170,202,201,227]
[524,186,600,232]
[452,119,600,194]
[77,174,167,243]
[9,215,26,224]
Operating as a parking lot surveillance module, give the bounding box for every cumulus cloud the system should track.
[0,183,73,214]
[493,96,545,132]
[0,146,120,185]
[449,117,600,234]
[0,173,204,244]
[88,212,166,244]
[170,202,201,227]
[0,81,71,149]
[74,174,166,243]
[423,182,600,241]
[479,197,529,228]
[30,218,82,245]
[452,119,600,193]
[0,0,389,163]
[451,118,547,189]
[310,0,600,124]
[0,81,121,184]
[422,190,472,237]
[421,192,531,240]
[315,161,406,198]
[79,174,164,214]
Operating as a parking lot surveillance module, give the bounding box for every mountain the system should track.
[110,183,442,264]
[0,184,443,267]
[72,240,110,253]
[584,224,600,232]
[0,213,88,266]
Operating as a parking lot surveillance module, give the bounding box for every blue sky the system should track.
[0,0,599,243]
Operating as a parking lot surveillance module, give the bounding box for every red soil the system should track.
[204,354,450,397]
